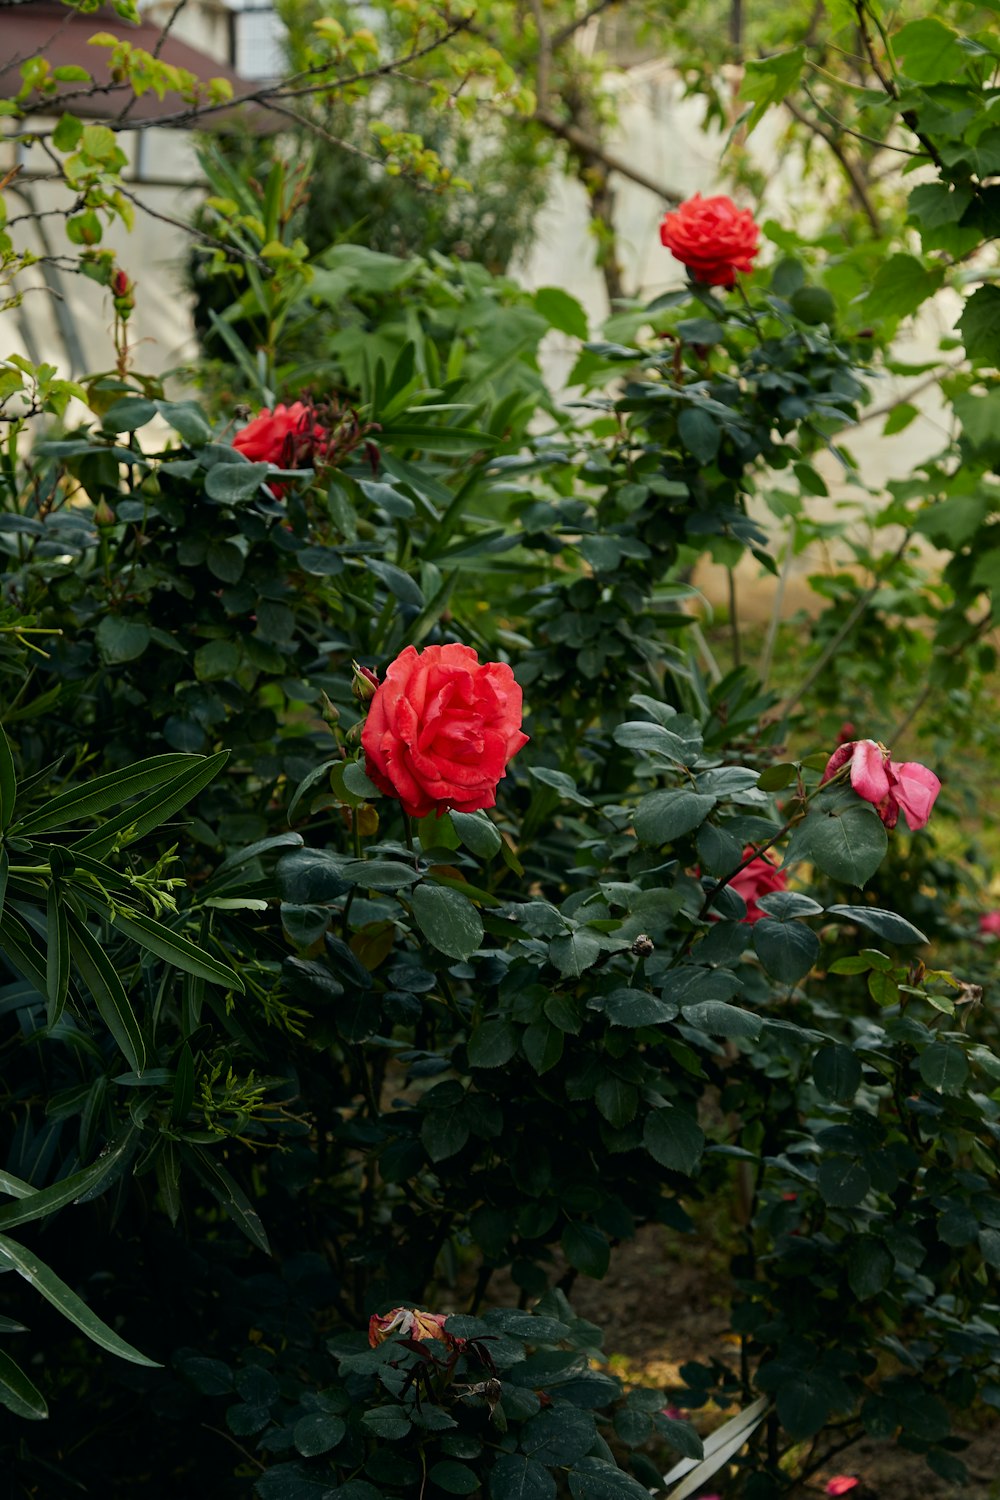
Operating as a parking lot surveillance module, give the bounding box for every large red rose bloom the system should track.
[361,644,528,819]
[659,193,760,288]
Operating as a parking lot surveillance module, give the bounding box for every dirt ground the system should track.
[551,1224,1000,1500]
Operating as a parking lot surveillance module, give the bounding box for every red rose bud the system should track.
[351,662,379,704]
[659,193,760,289]
[836,721,856,744]
[821,738,940,832]
[112,269,131,297]
[362,644,528,819]
[368,1307,455,1348]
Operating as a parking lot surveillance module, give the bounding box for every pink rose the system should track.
[361,644,528,819]
[729,847,788,924]
[659,193,760,288]
[825,1479,859,1497]
[368,1307,453,1348]
[821,739,940,832]
[232,401,328,495]
[979,911,1000,936]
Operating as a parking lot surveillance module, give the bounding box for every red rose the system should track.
[729,847,787,924]
[979,911,1000,937]
[231,401,327,496]
[659,193,760,288]
[361,644,528,819]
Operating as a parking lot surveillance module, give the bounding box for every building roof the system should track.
[0,1,280,130]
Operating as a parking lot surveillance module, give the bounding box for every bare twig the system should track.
[550,0,622,52]
[783,95,882,234]
[532,107,682,201]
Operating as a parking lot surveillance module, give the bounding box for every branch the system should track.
[550,0,622,52]
[783,96,882,234]
[532,107,682,201]
[12,18,470,132]
[114,184,271,270]
[531,0,551,111]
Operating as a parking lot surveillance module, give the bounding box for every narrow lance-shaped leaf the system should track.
[66,909,146,1074]
[185,1145,270,1255]
[0,1232,159,1367]
[0,1129,135,1232]
[46,879,71,1026]
[0,908,47,996]
[0,1347,47,1420]
[0,723,16,830]
[72,751,229,858]
[90,899,244,992]
[13,753,197,836]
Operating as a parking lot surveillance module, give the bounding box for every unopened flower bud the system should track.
[631,934,655,958]
[351,661,379,704]
[111,269,131,297]
[93,498,115,527]
[318,691,340,727]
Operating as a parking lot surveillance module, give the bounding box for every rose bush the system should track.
[658,193,760,287]
[361,643,529,817]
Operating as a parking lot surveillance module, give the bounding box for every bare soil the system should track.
[533,1223,1000,1499]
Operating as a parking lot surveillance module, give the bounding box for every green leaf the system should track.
[682,1000,761,1039]
[548,928,602,977]
[428,1460,480,1494]
[0,1347,47,1419]
[566,1458,652,1499]
[0,1232,158,1365]
[411,883,483,960]
[634,789,716,846]
[560,1218,605,1278]
[293,1412,346,1457]
[521,1407,597,1466]
[450,809,502,858]
[816,1159,870,1207]
[752,919,819,985]
[106,906,243,991]
[847,1237,893,1300]
[643,1106,705,1174]
[0,723,16,829]
[193,639,242,681]
[522,1020,564,1074]
[0,1130,133,1232]
[362,1405,412,1440]
[534,287,588,339]
[186,1146,270,1253]
[959,285,1000,366]
[15,752,198,835]
[0,909,47,994]
[46,880,70,1025]
[66,909,146,1074]
[813,1044,862,1101]
[740,46,805,133]
[794,801,887,888]
[468,1019,519,1068]
[861,254,944,323]
[825,905,927,945]
[776,1372,845,1440]
[918,1042,969,1095]
[594,1075,638,1128]
[528,766,593,806]
[52,112,82,151]
[490,1454,556,1500]
[204,461,270,502]
[677,407,720,465]
[95,615,151,665]
[894,17,967,84]
[73,750,228,857]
